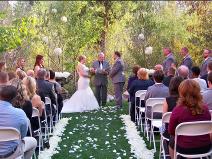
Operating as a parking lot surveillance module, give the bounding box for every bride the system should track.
[61,55,99,113]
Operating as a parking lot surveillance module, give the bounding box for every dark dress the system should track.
[21,100,33,120]
[163,75,174,87]
[163,96,178,139]
[128,79,154,122]
[127,75,138,90]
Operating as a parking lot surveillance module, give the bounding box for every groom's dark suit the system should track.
[92,60,110,106]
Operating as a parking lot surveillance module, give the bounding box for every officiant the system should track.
[91,52,110,106]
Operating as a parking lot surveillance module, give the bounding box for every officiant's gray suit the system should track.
[109,58,126,108]
[92,60,110,106]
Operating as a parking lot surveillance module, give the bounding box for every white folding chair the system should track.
[0,127,23,159]
[145,98,165,142]
[27,118,37,159]
[135,90,147,126]
[40,101,48,140]
[150,102,164,151]
[174,121,212,159]
[160,112,172,159]
[138,92,147,132]
[32,108,43,156]
[45,97,53,134]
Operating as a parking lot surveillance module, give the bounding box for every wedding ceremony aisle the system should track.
[39,102,156,159]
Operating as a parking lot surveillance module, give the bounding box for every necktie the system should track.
[100,62,103,69]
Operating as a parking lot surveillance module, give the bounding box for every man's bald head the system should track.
[178,65,189,79]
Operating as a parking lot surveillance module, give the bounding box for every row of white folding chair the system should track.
[174,121,212,159]
[144,98,165,151]
[134,90,147,126]
[0,127,23,159]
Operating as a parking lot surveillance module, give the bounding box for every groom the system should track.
[92,52,110,106]
[109,51,125,109]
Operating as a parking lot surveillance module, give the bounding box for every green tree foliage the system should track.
[0,1,211,71]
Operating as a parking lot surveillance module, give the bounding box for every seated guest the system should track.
[16,70,27,80]
[144,70,169,101]
[163,67,176,87]
[127,65,140,90]
[163,76,184,113]
[191,66,207,92]
[36,68,56,115]
[0,71,9,85]
[177,65,189,79]
[49,70,64,114]
[201,61,212,87]
[203,72,212,110]
[23,76,44,116]
[144,70,169,118]
[154,64,164,71]
[0,85,37,159]
[8,71,17,81]
[10,78,33,120]
[168,80,211,158]
[128,68,154,122]
[162,76,183,141]
[27,69,35,78]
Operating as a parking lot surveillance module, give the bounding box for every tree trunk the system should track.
[100,1,110,55]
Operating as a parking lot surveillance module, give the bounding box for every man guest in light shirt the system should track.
[0,85,37,159]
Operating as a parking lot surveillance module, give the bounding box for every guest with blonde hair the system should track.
[22,76,43,116]
[10,78,33,120]
[128,68,154,122]
[26,69,35,78]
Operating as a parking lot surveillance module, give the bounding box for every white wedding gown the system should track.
[61,63,99,113]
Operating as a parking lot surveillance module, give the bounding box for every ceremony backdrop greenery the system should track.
[0,1,211,74]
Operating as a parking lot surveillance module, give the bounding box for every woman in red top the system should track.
[168,79,211,158]
[34,55,44,78]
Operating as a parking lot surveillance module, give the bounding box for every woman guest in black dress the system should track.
[127,65,141,90]
[163,76,184,113]
[128,68,154,122]
[162,76,184,151]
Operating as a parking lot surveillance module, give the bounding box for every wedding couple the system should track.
[61,51,125,113]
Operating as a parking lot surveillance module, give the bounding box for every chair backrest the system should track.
[32,107,40,118]
[139,91,147,101]
[162,112,172,124]
[210,110,212,120]
[146,98,165,107]
[152,103,163,113]
[175,121,212,136]
[45,97,51,105]
[0,127,20,142]
[135,90,147,98]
